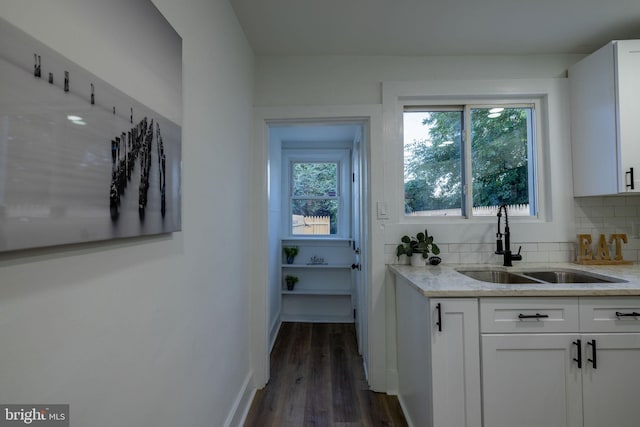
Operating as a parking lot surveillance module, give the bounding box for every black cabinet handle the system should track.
[33,53,41,78]
[518,313,549,319]
[615,311,640,318]
[436,303,442,332]
[573,339,582,368]
[587,340,597,369]
[626,168,635,190]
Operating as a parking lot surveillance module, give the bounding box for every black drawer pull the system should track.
[436,303,442,332]
[518,313,549,320]
[615,311,640,318]
[572,339,582,369]
[587,339,597,369]
[626,168,635,190]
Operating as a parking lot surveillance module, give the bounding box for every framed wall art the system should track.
[0,15,182,252]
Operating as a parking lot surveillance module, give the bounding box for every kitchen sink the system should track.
[520,269,626,283]
[456,268,626,284]
[457,270,539,284]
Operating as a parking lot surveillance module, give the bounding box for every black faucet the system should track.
[495,204,522,266]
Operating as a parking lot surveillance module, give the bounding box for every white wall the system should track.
[254,53,586,393]
[255,54,583,106]
[0,1,254,426]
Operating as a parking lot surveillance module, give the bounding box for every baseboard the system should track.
[396,393,415,427]
[362,357,369,382]
[223,371,256,427]
[269,313,282,353]
[386,367,398,395]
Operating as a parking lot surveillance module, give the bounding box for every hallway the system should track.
[244,323,407,427]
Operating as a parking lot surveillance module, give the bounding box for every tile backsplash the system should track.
[386,196,640,265]
[385,241,577,265]
[574,195,640,263]
[574,196,640,238]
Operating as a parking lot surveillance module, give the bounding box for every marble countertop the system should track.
[388,262,640,297]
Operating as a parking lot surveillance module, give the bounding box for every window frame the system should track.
[281,148,352,239]
[403,101,540,218]
[382,78,576,247]
[398,95,546,224]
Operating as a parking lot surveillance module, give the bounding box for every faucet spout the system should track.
[504,223,513,267]
[496,204,521,266]
[495,209,504,254]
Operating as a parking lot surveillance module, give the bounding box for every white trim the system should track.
[391,89,545,223]
[396,394,416,427]
[268,314,281,353]
[251,104,386,392]
[223,371,256,427]
[381,78,575,244]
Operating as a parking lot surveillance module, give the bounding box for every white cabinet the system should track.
[581,333,640,427]
[482,334,583,427]
[430,299,482,427]
[569,40,640,196]
[580,297,640,427]
[481,297,640,427]
[480,297,579,333]
[280,239,354,322]
[395,276,481,427]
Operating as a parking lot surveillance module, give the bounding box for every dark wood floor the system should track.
[244,322,407,427]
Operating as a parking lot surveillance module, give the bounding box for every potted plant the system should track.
[396,229,441,266]
[284,275,299,291]
[283,246,299,264]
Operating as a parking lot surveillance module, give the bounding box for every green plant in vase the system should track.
[396,229,441,266]
[283,246,299,264]
[285,275,299,291]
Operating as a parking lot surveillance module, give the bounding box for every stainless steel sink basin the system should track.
[520,269,626,284]
[457,270,539,284]
[456,268,626,284]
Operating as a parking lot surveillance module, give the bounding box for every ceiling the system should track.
[229,0,640,56]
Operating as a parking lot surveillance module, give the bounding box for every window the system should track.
[291,161,338,235]
[403,103,537,217]
[283,149,351,238]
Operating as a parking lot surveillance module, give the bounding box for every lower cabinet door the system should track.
[430,299,481,427]
[482,334,583,427]
[582,333,640,427]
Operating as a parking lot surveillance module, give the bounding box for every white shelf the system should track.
[281,264,352,269]
[281,289,351,296]
[279,238,354,323]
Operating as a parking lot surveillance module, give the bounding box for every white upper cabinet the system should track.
[569,40,640,196]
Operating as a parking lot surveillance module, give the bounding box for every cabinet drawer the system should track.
[579,297,640,333]
[480,297,579,333]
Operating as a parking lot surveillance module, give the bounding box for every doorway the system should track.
[266,119,369,379]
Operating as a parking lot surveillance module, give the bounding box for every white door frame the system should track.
[249,105,386,391]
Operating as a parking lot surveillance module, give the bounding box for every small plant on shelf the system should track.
[285,275,299,291]
[396,229,441,265]
[283,246,299,264]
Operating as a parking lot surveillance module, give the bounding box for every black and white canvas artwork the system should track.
[0,17,182,252]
